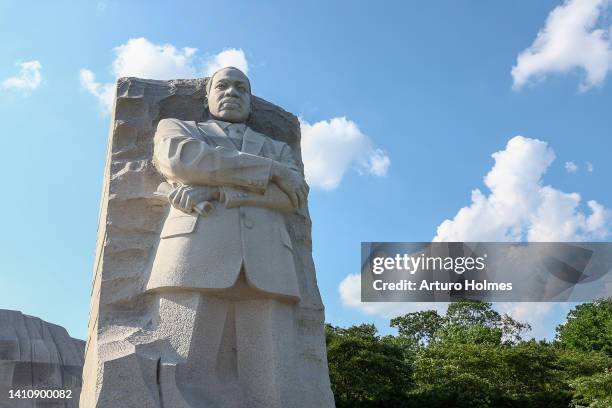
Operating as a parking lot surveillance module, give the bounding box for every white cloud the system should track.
[565,161,579,173]
[338,136,610,336]
[433,136,611,242]
[367,149,391,177]
[587,161,594,172]
[2,60,43,94]
[80,37,249,113]
[79,69,115,114]
[300,117,390,190]
[512,0,612,91]
[495,302,554,323]
[528,193,611,241]
[429,137,610,339]
[111,37,198,80]
[203,48,249,76]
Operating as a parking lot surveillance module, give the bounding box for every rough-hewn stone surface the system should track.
[0,310,84,408]
[80,77,334,407]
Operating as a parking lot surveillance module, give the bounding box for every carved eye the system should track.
[216,83,226,89]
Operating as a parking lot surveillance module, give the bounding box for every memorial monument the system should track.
[80,67,335,407]
[0,310,84,408]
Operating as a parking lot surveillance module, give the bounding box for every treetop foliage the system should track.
[328,298,611,408]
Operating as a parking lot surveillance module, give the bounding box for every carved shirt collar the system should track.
[211,119,246,134]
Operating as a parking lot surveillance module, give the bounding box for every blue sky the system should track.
[1,0,611,340]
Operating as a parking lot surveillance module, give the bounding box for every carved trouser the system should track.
[148,272,298,408]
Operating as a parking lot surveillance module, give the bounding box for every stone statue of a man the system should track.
[143,67,328,407]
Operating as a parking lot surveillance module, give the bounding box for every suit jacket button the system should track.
[243,219,254,229]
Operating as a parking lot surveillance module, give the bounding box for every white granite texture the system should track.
[80,76,335,408]
[0,310,84,408]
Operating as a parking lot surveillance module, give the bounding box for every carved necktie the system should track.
[227,123,244,150]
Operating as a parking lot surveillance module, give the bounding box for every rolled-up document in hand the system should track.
[153,182,214,217]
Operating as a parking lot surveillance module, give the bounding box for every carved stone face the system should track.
[207,68,251,123]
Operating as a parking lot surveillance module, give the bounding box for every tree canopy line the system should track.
[326,298,611,408]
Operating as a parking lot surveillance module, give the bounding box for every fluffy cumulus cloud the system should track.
[512,0,612,91]
[565,161,579,173]
[300,117,390,189]
[2,60,43,94]
[431,137,609,336]
[203,48,249,76]
[110,37,199,79]
[339,136,610,337]
[434,136,611,242]
[80,37,248,113]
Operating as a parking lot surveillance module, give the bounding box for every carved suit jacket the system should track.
[146,118,300,301]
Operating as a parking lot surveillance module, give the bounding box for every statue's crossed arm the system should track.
[153,118,306,214]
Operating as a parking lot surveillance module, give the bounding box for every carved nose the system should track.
[225,87,239,97]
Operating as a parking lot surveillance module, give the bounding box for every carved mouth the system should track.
[220,99,241,109]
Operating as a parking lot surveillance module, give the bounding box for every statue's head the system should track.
[205,67,251,123]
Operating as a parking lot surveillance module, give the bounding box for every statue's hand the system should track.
[168,185,220,214]
[271,162,308,209]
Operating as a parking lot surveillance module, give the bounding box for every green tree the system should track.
[325,323,412,408]
[502,340,573,407]
[410,335,574,407]
[556,347,610,379]
[325,299,611,407]
[444,300,530,345]
[445,300,502,327]
[554,299,612,406]
[569,370,612,408]
[390,310,444,348]
[394,301,568,407]
[411,341,508,408]
[392,301,530,347]
[556,298,612,356]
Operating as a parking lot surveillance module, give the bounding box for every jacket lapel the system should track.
[241,127,265,155]
[198,121,265,155]
[197,121,236,150]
